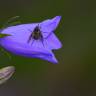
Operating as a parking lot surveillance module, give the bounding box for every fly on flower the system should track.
[0,16,62,64]
[27,24,44,46]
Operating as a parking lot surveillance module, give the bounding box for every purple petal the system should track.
[0,16,62,64]
[44,33,62,50]
[0,24,58,63]
[39,16,61,38]
[0,38,58,63]
[0,23,38,43]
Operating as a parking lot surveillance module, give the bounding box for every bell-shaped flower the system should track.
[0,16,62,64]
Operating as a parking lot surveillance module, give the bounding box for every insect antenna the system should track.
[27,29,33,43]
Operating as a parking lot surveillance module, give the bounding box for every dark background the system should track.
[0,0,96,96]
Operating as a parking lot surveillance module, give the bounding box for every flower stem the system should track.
[0,48,11,60]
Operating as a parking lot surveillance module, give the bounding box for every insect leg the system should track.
[27,29,33,43]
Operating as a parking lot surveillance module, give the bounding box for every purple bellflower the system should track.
[0,16,62,64]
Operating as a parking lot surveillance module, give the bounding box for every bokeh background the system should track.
[0,0,96,96]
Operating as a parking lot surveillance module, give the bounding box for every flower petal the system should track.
[44,33,62,50]
[40,16,61,38]
[0,35,58,64]
[0,17,61,64]
[0,23,38,43]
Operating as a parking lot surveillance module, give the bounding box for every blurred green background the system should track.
[0,0,96,96]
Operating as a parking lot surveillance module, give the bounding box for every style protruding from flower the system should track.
[0,16,62,64]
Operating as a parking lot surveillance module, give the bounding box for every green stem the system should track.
[0,48,11,60]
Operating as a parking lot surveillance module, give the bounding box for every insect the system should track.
[28,25,43,41]
[0,66,15,85]
[27,25,44,46]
